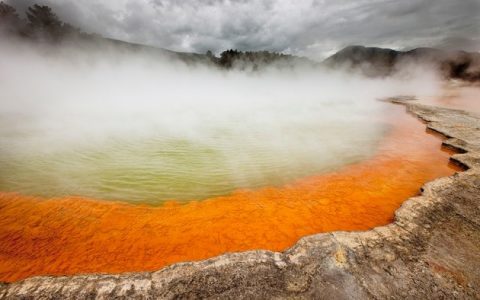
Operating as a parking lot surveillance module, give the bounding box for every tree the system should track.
[0,1,22,34]
[26,4,64,40]
[0,2,18,20]
[219,49,241,68]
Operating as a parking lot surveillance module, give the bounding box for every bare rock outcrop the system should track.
[1,101,479,299]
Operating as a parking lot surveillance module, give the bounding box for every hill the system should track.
[324,45,480,81]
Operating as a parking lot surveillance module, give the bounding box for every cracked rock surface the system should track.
[1,101,479,299]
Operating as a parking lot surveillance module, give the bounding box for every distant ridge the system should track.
[324,45,480,81]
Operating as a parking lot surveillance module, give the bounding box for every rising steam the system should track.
[0,37,442,203]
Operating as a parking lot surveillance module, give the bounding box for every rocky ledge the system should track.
[1,101,479,299]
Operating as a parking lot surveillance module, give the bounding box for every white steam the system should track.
[0,38,442,203]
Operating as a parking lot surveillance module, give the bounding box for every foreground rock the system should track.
[1,101,479,299]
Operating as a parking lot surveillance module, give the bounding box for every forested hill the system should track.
[0,2,211,64]
[324,45,480,82]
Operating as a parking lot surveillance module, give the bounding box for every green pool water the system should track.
[0,107,387,204]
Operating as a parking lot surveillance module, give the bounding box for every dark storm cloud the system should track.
[7,0,480,59]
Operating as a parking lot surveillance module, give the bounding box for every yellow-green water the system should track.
[0,118,386,204]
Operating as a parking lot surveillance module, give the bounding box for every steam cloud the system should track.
[0,37,442,202]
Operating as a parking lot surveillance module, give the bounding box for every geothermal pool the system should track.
[0,100,460,282]
[0,98,385,203]
[0,45,466,282]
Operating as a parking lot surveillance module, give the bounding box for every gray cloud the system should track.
[7,0,480,59]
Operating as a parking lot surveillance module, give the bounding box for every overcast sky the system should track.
[8,0,480,60]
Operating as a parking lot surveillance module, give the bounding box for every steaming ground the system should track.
[0,40,441,204]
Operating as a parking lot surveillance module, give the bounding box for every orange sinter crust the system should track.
[0,105,461,282]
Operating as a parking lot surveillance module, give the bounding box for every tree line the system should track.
[213,49,300,69]
[0,1,83,41]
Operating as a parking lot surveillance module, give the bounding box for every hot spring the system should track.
[0,89,389,203]
[0,45,402,204]
[0,43,460,281]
